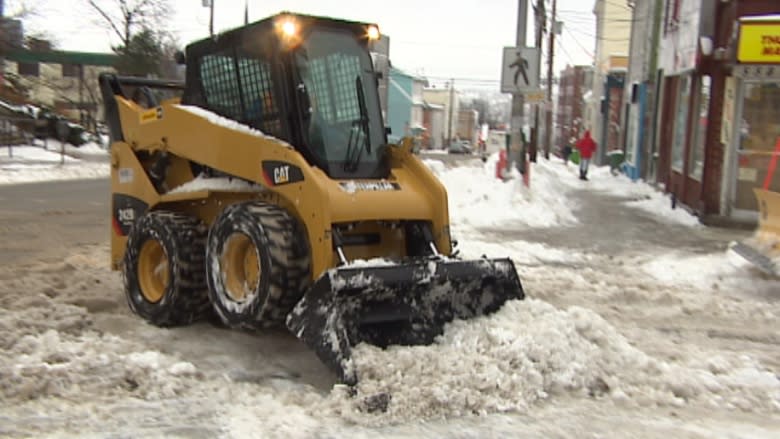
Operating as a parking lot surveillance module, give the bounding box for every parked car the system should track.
[448,141,473,154]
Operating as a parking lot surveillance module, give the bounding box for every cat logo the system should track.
[261,161,304,186]
[274,165,290,184]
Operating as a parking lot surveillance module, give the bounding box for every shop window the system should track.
[671,74,691,172]
[735,82,780,210]
[61,63,80,78]
[689,75,710,180]
[17,62,39,77]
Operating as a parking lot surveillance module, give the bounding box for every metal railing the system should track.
[0,115,63,162]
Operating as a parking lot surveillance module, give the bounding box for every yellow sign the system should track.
[139,107,163,124]
[524,90,545,103]
[738,22,780,63]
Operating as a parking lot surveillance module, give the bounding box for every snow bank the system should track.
[1,330,200,401]
[325,299,780,425]
[0,145,108,185]
[423,154,578,229]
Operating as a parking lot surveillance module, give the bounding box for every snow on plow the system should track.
[286,257,524,385]
[732,188,780,276]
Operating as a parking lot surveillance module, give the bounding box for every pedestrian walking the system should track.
[562,138,574,165]
[575,130,597,180]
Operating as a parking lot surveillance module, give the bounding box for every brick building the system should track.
[555,65,593,154]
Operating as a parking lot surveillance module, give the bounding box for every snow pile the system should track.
[625,193,701,227]
[0,145,108,185]
[453,229,585,266]
[59,141,109,158]
[326,299,780,425]
[423,155,578,229]
[168,174,265,194]
[0,330,200,401]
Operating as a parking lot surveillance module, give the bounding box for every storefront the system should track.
[722,16,780,219]
[622,82,647,181]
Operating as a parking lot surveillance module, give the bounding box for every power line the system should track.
[565,25,631,42]
[555,37,576,67]
[562,26,595,59]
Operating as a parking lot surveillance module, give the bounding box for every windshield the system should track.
[294,28,386,178]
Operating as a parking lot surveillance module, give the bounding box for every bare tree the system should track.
[0,1,41,52]
[85,0,171,48]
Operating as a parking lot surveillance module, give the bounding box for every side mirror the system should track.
[385,126,392,135]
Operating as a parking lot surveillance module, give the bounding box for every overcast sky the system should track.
[19,0,603,89]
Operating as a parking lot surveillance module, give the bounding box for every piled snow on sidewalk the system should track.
[423,155,578,229]
[331,299,780,425]
[0,143,108,185]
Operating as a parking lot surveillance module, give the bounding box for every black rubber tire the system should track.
[206,201,311,329]
[123,211,210,326]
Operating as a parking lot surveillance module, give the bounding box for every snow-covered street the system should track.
[0,151,778,438]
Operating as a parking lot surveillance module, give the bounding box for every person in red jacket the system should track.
[575,130,597,180]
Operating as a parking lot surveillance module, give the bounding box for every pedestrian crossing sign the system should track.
[501,46,540,94]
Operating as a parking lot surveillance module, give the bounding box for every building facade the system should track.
[423,87,460,146]
[712,2,780,221]
[622,0,661,181]
[556,65,593,154]
[3,48,117,129]
[589,0,632,164]
[387,67,427,143]
[456,108,479,145]
[634,0,780,224]
[422,103,445,149]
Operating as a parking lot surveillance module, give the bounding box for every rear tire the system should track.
[123,211,210,326]
[206,201,311,329]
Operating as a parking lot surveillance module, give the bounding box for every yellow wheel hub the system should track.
[222,233,261,302]
[138,239,169,303]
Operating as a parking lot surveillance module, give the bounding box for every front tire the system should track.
[123,211,210,326]
[206,202,311,329]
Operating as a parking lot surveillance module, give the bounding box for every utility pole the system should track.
[509,0,529,174]
[447,78,454,145]
[531,0,546,163]
[544,0,557,160]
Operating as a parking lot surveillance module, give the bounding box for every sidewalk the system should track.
[479,171,752,259]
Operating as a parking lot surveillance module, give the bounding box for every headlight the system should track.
[367,25,380,40]
[281,18,297,38]
[276,16,298,40]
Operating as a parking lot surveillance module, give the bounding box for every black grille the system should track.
[199,49,282,137]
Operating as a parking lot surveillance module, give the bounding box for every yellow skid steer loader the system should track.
[732,189,780,276]
[100,12,524,384]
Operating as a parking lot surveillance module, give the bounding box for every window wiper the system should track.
[344,75,370,172]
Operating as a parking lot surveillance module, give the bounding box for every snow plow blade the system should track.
[286,257,524,385]
[732,189,780,276]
